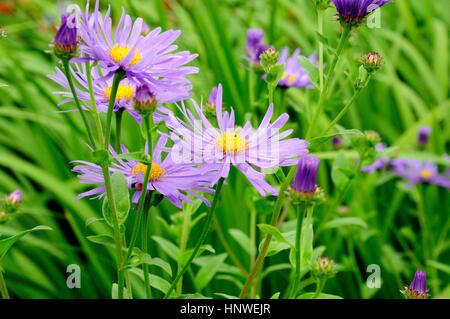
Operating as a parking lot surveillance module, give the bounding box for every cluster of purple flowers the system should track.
[51,1,310,208]
[361,127,450,189]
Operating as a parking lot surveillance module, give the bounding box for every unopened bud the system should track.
[361,52,383,73]
[260,48,280,74]
[312,257,337,280]
[133,86,158,115]
[54,14,78,59]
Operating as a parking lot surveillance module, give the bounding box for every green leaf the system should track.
[179,244,216,269]
[105,172,130,227]
[152,236,180,261]
[427,260,450,275]
[257,224,290,245]
[85,217,105,228]
[323,217,368,230]
[298,292,343,299]
[271,292,281,299]
[315,31,329,46]
[111,283,130,299]
[331,151,352,188]
[128,253,173,277]
[194,253,227,290]
[214,293,239,299]
[229,228,252,255]
[298,55,319,88]
[86,234,115,249]
[0,225,51,261]
[309,129,364,151]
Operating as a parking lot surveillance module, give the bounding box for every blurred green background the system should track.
[0,0,449,298]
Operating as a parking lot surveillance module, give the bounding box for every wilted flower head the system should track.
[72,136,217,208]
[402,270,429,299]
[278,48,316,89]
[391,158,450,189]
[361,52,384,73]
[246,28,269,66]
[417,126,431,146]
[54,13,78,58]
[157,84,309,196]
[78,1,197,95]
[331,0,391,26]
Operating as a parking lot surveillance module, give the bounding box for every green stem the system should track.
[62,59,96,147]
[249,204,257,298]
[124,114,153,264]
[115,108,124,152]
[0,270,10,299]
[306,26,352,139]
[239,166,298,298]
[164,178,225,298]
[268,84,275,106]
[177,204,192,294]
[289,204,304,298]
[101,165,125,298]
[142,209,152,298]
[318,11,324,93]
[312,278,326,299]
[104,71,125,149]
[320,84,366,136]
[85,62,104,146]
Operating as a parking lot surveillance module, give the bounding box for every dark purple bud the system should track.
[418,126,431,146]
[134,85,157,115]
[331,0,391,26]
[403,270,429,299]
[54,14,78,58]
[292,155,320,194]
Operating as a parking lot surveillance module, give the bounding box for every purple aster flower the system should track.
[49,63,141,122]
[391,158,450,189]
[246,28,269,66]
[157,84,309,196]
[292,155,320,194]
[72,136,216,208]
[78,1,197,94]
[278,48,317,89]
[417,126,431,146]
[403,270,429,299]
[54,13,78,57]
[331,0,391,25]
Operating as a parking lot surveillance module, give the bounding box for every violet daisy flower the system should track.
[278,48,317,89]
[331,0,391,26]
[391,158,450,189]
[246,28,269,66]
[402,270,429,299]
[49,63,141,122]
[78,1,198,94]
[72,136,216,208]
[417,126,431,146]
[157,85,309,196]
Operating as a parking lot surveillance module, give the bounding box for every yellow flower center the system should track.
[420,169,432,180]
[281,71,296,83]
[216,132,248,155]
[109,44,142,66]
[132,163,165,181]
[104,84,135,101]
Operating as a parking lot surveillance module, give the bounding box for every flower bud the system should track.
[205,86,218,118]
[133,86,157,115]
[312,257,337,280]
[402,270,429,299]
[361,52,383,73]
[364,130,381,147]
[291,155,325,204]
[417,126,431,146]
[4,189,22,213]
[260,48,280,74]
[54,14,78,59]
[314,0,331,11]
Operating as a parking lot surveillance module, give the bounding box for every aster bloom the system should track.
[278,48,317,89]
[157,85,309,196]
[54,13,78,58]
[78,1,197,96]
[49,63,141,122]
[72,136,216,208]
[391,158,450,189]
[246,28,269,66]
[418,126,431,146]
[402,270,429,299]
[331,0,391,26]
